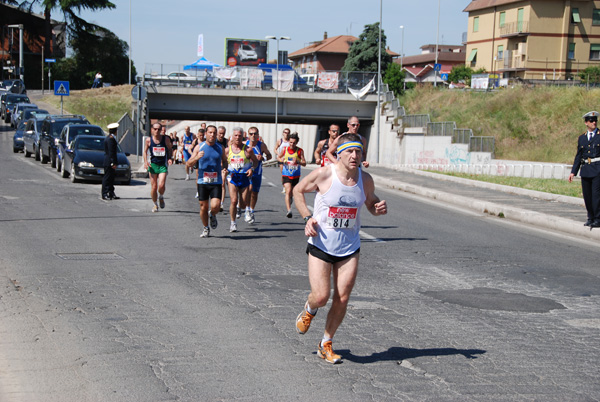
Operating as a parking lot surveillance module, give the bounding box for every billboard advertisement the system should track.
[225,38,269,67]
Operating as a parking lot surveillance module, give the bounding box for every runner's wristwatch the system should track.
[303,215,312,224]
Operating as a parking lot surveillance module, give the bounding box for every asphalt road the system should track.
[1,122,599,402]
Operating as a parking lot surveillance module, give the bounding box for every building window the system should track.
[499,12,505,28]
[497,45,504,60]
[517,8,524,31]
[593,9,600,25]
[572,8,581,23]
[590,44,600,60]
[473,16,479,32]
[569,43,576,60]
[467,48,478,67]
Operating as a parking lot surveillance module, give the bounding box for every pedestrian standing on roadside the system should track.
[569,111,600,228]
[144,122,173,212]
[293,133,387,364]
[92,72,102,88]
[102,122,120,200]
[278,132,306,218]
[186,125,228,238]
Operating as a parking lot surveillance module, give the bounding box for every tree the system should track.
[448,65,474,85]
[579,66,600,83]
[4,0,116,57]
[342,22,392,73]
[383,62,405,97]
[53,25,134,88]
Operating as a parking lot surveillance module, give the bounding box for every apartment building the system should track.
[464,0,600,80]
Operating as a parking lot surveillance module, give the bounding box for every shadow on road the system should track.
[340,346,487,364]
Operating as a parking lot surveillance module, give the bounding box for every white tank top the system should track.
[277,138,290,154]
[308,164,366,257]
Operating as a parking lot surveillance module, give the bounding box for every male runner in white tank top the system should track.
[293,133,387,364]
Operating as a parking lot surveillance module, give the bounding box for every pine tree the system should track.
[342,22,392,73]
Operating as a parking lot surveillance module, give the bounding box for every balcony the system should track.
[499,21,530,37]
[498,50,527,72]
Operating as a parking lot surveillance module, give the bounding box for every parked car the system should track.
[22,116,46,160]
[10,103,37,128]
[56,124,105,173]
[238,44,258,62]
[2,93,30,123]
[152,71,199,87]
[61,135,131,184]
[16,108,48,128]
[12,120,26,153]
[39,115,89,167]
[0,79,26,94]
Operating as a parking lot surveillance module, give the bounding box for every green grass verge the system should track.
[428,171,583,198]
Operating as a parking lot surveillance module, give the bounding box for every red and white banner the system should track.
[317,72,339,90]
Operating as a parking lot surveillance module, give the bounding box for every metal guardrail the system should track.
[453,128,473,144]
[142,63,377,94]
[402,114,430,128]
[428,121,456,136]
[469,136,495,155]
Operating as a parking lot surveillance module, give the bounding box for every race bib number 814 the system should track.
[326,206,357,229]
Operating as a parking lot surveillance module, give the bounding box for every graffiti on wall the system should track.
[446,145,470,165]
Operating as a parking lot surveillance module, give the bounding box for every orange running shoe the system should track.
[318,341,341,364]
[295,302,315,334]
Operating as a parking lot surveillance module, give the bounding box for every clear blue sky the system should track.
[68,0,468,74]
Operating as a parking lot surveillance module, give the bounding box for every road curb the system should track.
[371,174,600,240]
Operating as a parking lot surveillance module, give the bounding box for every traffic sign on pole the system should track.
[54,80,70,96]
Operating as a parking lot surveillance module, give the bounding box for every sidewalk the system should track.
[364,165,600,240]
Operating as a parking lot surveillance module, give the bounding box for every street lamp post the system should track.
[400,25,405,93]
[399,26,404,70]
[434,0,440,87]
[266,36,291,141]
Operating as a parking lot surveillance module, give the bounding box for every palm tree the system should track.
[38,0,116,57]
[2,0,116,57]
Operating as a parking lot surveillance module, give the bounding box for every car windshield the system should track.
[7,96,29,105]
[24,110,48,119]
[51,120,85,138]
[76,137,104,151]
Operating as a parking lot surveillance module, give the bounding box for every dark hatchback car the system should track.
[0,79,26,94]
[61,135,131,184]
[12,120,26,153]
[23,116,47,160]
[56,124,105,172]
[2,93,30,123]
[39,115,89,167]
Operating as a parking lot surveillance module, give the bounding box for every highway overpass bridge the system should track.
[142,85,378,128]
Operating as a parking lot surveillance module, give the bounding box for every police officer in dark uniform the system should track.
[569,111,600,227]
[102,122,120,200]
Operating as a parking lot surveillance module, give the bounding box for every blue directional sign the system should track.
[54,80,70,96]
[433,63,442,72]
[45,58,56,63]
[441,73,449,81]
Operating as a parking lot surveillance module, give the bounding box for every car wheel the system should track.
[13,146,18,153]
[24,145,32,158]
[50,151,56,168]
[56,157,62,172]
[61,162,68,178]
[39,147,47,164]
[34,145,40,161]
[70,163,78,183]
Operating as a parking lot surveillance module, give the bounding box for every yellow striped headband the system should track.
[337,141,363,154]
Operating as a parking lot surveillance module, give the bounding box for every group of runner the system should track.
[143,117,387,364]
